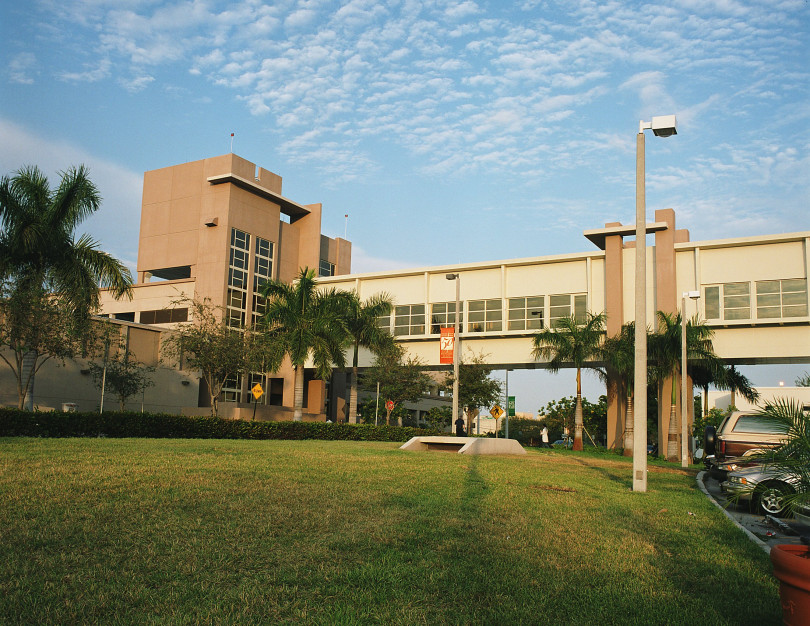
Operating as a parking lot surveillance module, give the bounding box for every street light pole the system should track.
[633,115,677,493]
[446,273,461,433]
[681,290,700,468]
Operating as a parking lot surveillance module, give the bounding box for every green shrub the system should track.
[0,408,439,442]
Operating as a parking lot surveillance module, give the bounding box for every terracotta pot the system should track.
[770,544,810,625]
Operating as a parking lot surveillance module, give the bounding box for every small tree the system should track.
[0,285,90,409]
[795,372,810,387]
[424,406,453,431]
[162,298,280,416]
[360,343,432,426]
[443,350,502,436]
[88,328,155,411]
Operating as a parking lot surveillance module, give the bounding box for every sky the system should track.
[1,0,809,414]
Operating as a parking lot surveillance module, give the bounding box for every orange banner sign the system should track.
[440,327,455,364]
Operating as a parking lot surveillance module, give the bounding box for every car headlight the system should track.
[729,476,748,485]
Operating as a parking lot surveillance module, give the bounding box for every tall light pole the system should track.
[446,273,461,433]
[633,115,677,493]
[681,290,700,468]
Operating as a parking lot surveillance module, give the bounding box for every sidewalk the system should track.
[698,470,809,553]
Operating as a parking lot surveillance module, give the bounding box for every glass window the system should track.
[731,415,788,435]
[549,294,587,327]
[508,296,544,331]
[319,259,335,277]
[703,283,751,321]
[252,237,274,328]
[756,279,808,319]
[467,299,502,333]
[227,228,251,329]
[221,372,243,403]
[430,302,463,334]
[393,304,425,336]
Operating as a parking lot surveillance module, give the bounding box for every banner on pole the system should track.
[439,327,455,364]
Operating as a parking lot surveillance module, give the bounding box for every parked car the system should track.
[705,411,788,463]
[721,465,803,517]
[706,455,763,482]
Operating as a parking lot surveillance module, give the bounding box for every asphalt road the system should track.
[698,470,809,552]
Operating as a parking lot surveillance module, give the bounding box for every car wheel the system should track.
[757,481,794,517]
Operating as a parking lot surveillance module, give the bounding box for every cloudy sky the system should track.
[2,0,808,412]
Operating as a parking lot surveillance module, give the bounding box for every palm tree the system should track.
[532,312,606,451]
[0,165,133,312]
[261,268,351,421]
[648,311,717,461]
[602,322,637,456]
[344,291,394,424]
[0,165,133,409]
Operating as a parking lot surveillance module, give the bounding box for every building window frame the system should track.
[394,304,426,336]
[467,299,502,333]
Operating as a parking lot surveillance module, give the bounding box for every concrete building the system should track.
[97,153,352,418]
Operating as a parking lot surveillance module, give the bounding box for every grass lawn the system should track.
[0,438,779,625]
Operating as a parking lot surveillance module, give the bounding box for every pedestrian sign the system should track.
[490,405,504,419]
[251,383,264,400]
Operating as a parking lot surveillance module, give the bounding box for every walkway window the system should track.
[467,299,502,332]
[704,282,752,321]
[431,302,463,334]
[319,260,335,277]
[756,279,808,319]
[508,296,544,331]
[394,304,425,336]
[549,294,587,327]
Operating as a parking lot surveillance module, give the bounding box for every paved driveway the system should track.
[698,470,809,553]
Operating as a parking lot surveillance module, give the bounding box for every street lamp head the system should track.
[683,290,700,300]
[446,273,459,280]
[651,115,677,137]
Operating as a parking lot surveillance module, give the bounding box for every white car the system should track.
[721,465,804,517]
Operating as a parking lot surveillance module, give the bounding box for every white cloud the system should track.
[8,52,36,84]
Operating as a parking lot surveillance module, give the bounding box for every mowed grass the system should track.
[0,438,779,625]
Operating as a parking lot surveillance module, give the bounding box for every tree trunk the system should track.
[666,376,680,461]
[348,367,358,424]
[21,350,37,410]
[293,366,305,422]
[573,368,584,451]
[622,391,634,457]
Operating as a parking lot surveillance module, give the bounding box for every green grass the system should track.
[0,438,779,625]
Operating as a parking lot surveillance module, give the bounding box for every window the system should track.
[731,415,788,435]
[704,282,750,321]
[227,228,250,329]
[221,372,243,403]
[319,259,335,277]
[114,312,135,322]
[252,237,274,327]
[430,302,463,334]
[467,299,502,333]
[139,308,188,324]
[756,279,808,319]
[508,296,544,331]
[377,313,392,333]
[549,294,587,327]
[394,304,425,336]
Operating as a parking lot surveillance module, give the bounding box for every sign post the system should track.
[251,383,264,420]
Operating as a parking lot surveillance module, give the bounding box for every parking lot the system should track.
[699,471,809,552]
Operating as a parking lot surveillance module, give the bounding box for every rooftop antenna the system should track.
[344,214,348,240]
[230,132,234,153]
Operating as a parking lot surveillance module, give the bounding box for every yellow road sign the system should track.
[490,405,504,419]
[251,383,264,400]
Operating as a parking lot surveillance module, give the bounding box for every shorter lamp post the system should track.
[681,290,700,468]
[446,273,461,431]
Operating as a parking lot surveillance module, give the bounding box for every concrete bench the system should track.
[400,436,526,455]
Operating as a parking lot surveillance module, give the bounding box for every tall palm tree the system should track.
[602,322,637,456]
[261,268,351,421]
[532,312,606,451]
[0,165,133,409]
[0,165,133,312]
[344,291,394,424]
[648,311,717,461]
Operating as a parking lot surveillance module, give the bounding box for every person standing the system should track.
[455,417,466,436]
[541,425,550,448]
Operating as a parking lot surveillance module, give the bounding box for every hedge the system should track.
[0,408,440,442]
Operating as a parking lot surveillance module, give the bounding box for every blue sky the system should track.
[2,0,808,413]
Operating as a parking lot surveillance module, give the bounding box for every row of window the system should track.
[226,228,275,330]
[705,279,808,322]
[383,293,587,337]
